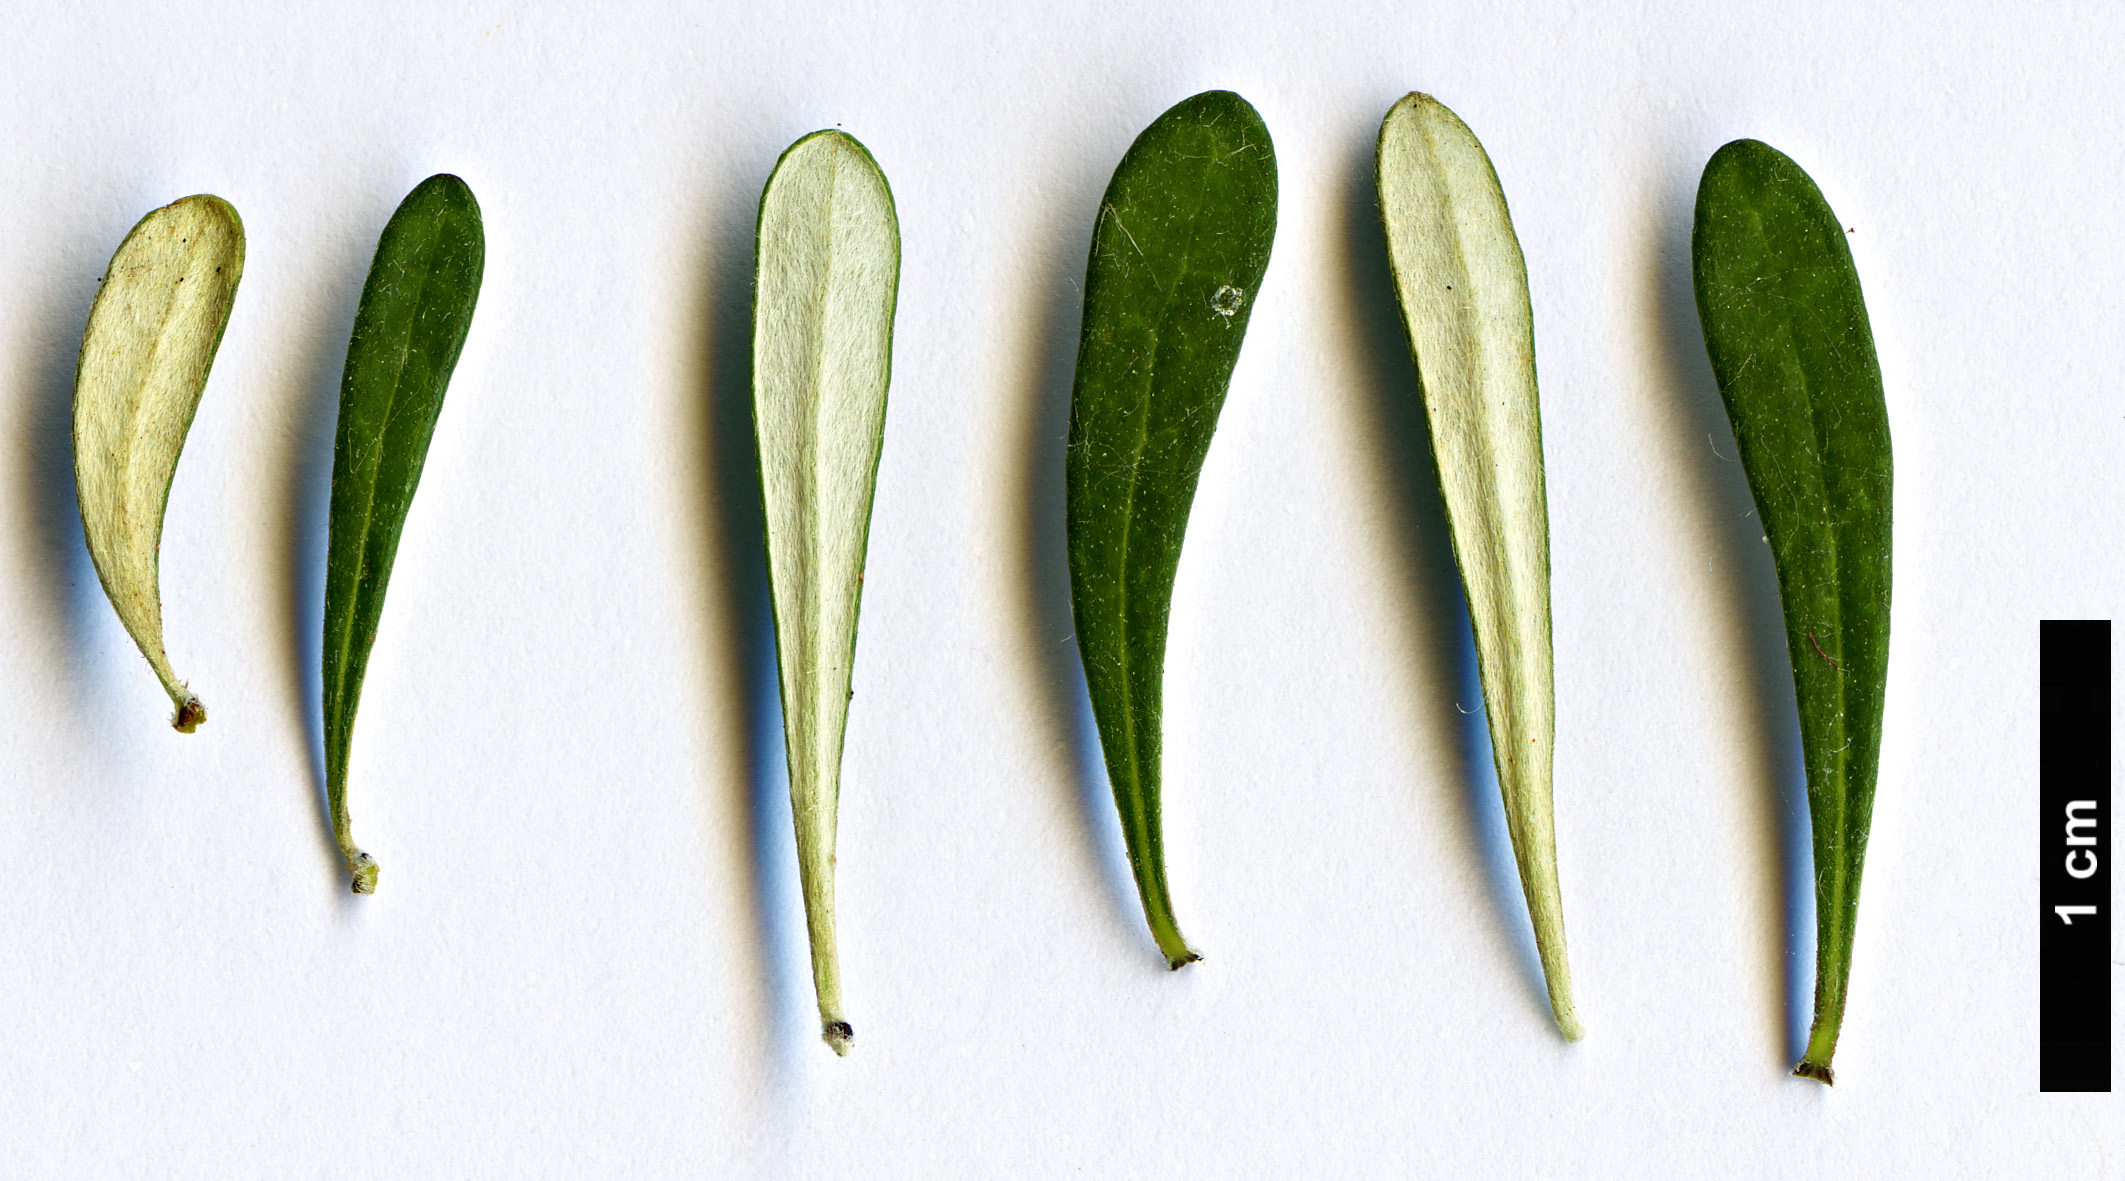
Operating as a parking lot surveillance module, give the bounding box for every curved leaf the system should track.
[1066,90,1277,969]
[322,174,484,895]
[1375,92,1580,1040]
[1692,139,1891,1084]
[753,130,899,1054]
[73,194,245,732]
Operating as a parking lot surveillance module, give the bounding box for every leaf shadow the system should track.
[274,196,402,900]
[20,305,102,681]
[1003,152,1148,964]
[1646,148,1813,1064]
[12,210,138,729]
[681,144,808,1083]
[1338,126,1552,1024]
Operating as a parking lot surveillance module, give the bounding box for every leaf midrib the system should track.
[1109,142,1222,811]
[328,234,440,745]
[796,148,843,774]
[1784,312,1853,937]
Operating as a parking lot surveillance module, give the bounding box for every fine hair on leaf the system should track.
[1693,138,1891,1085]
[321,174,485,895]
[1065,89,1277,969]
[752,129,899,1054]
[1375,92,1580,1040]
[73,194,245,733]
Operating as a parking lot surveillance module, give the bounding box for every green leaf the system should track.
[322,175,484,895]
[1375,93,1580,1041]
[1066,90,1277,969]
[1692,139,1891,1085]
[73,194,245,733]
[752,130,899,1055]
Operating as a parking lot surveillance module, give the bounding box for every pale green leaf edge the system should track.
[1376,93,1580,1041]
[752,129,900,1057]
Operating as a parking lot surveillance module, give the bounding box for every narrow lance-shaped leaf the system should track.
[1375,92,1581,1041]
[1066,90,1277,969]
[752,130,898,1055]
[322,174,484,895]
[1692,139,1891,1085]
[74,194,245,732]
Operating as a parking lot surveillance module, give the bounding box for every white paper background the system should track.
[0,1,2115,1175]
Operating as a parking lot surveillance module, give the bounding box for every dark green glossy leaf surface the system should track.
[1066,90,1276,967]
[322,174,484,894]
[1693,139,1890,1083]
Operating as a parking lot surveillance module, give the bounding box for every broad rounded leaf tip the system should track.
[407,172,480,215]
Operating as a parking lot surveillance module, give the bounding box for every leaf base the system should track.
[1792,1059,1835,1085]
[823,1019,854,1057]
[171,695,206,733]
[347,851,378,895]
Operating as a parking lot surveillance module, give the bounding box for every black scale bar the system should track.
[2042,619,2110,1092]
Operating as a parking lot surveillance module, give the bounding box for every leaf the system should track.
[1375,92,1581,1041]
[73,194,245,733]
[1692,139,1891,1085]
[1066,90,1277,969]
[752,130,899,1055]
[322,175,484,895]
